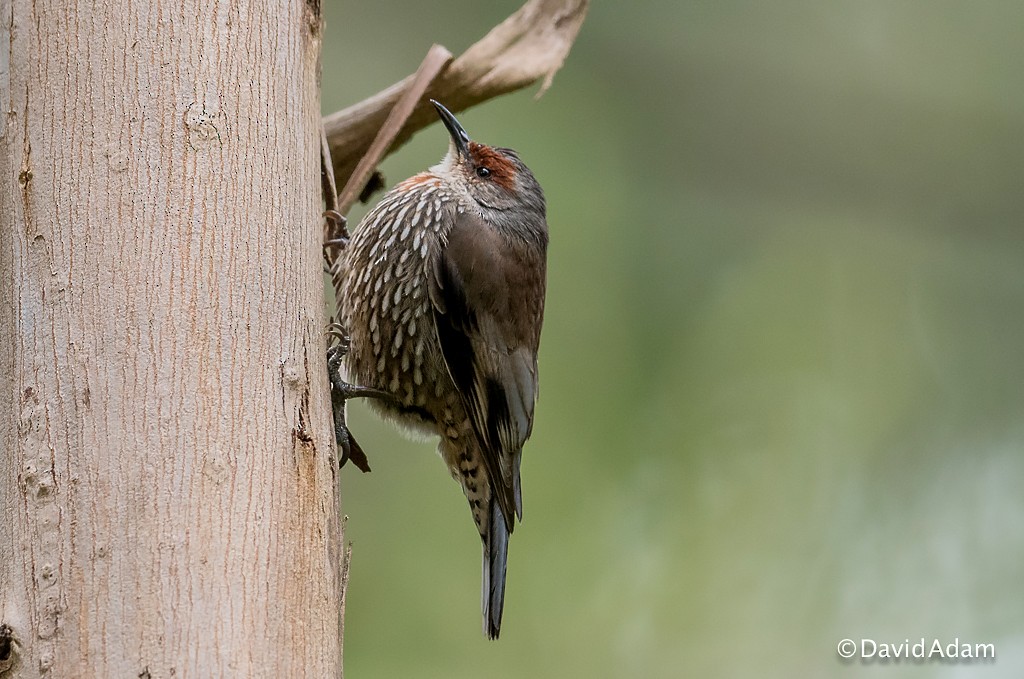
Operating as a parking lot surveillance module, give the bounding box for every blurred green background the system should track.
[322,1,1024,676]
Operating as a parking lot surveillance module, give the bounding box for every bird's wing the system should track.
[428,209,547,531]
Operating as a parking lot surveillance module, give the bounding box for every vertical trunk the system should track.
[0,1,343,676]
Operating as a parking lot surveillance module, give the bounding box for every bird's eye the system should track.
[475,166,491,179]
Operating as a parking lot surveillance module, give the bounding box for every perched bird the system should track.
[329,100,547,639]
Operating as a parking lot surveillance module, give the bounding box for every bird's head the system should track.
[430,100,546,224]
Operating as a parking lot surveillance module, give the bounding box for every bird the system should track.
[327,100,548,639]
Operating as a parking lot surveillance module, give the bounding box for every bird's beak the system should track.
[431,100,471,160]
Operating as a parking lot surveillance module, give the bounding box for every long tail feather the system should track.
[482,499,510,639]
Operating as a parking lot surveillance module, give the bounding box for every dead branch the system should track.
[322,0,589,195]
[320,46,449,250]
[335,45,452,217]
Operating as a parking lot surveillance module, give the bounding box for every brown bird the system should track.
[328,100,548,639]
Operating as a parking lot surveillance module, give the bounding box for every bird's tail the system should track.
[482,498,510,640]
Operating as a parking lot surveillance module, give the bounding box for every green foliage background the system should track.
[322,2,1024,676]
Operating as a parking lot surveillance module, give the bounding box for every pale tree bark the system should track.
[0,1,342,677]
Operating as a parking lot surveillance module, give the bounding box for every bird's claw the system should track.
[326,323,396,473]
[323,210,349,251]
[326,322,350,354]
[327,324,370,472]
[323,209,346,228]
[322,212,350,273]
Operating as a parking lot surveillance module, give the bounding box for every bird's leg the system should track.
[322,207,390,473]
[326,323,396,473]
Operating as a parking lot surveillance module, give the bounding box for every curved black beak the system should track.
[431,100,471,159]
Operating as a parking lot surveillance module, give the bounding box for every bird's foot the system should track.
[322,211,350,273]
[326,323,396,473]
[323,210,349,251]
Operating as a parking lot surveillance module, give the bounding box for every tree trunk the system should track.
[0,1,342,676]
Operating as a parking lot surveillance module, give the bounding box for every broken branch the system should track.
[335,45,452,217]
[322,0,589,194]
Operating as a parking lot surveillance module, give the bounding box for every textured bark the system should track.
[0,1,342,677]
